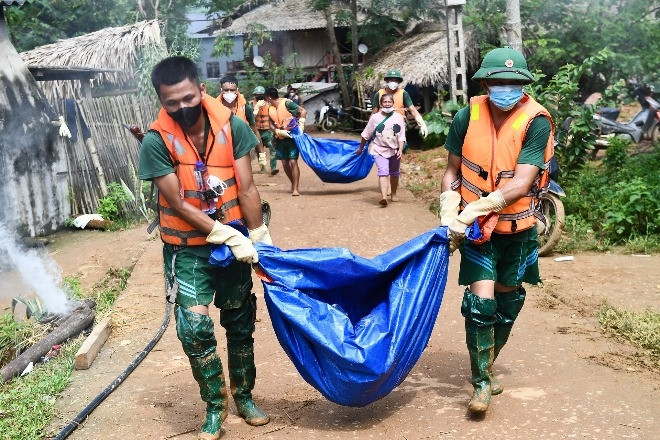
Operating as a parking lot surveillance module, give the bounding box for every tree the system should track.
[6,0,135,52]
[466,0,659,91]
[504,0,522,50]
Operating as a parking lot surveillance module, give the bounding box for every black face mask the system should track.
[167,102,202,128]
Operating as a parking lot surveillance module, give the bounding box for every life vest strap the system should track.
[461,176,490,198]
[182,177,237,201]
[494,170,514,186]
[463,157,489,180]
[159,227,207,246]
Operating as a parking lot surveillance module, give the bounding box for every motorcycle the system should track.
[628,83,659,142]
[315,98,345,131]
[588,83,659,149]
[537,155,566,257]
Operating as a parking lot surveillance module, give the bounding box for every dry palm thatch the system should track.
[20,20,165,101]
[357,22,480,90]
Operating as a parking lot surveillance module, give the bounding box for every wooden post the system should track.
[445,0,468,105]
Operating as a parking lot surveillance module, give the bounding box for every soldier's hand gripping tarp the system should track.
[293,133,374,183]
[211,227,450,406]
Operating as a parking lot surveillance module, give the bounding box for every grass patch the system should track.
[0,338,82,439]
[0,266,133,439]
[92,267,131,315]
[598,302,660,368]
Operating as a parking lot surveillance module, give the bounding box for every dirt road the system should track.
[45,144,659,439]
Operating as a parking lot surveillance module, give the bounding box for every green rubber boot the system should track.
[461,289,496,414]
[175,306,228,440]
[190,354,229,440]
[490,287,527,395]
[228,346,270,426]
[222,295,270,427]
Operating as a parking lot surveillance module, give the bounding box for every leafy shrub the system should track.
[421,101,465,151]
[530,49,611,173]
[562,144,660,245]
[97,182,131,221]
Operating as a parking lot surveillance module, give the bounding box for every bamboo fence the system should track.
[57,94,159,218]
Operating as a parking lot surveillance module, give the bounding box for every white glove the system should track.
[257,152,268,167]
[439,191,461,227]
[415,114,428,138]
[254,100,266,112]
[207,221,259,264]
[298,117,306,133]
[448,190,507,240]
[248,223,273,245]
[275,129,292,138]
[58,116,72,138]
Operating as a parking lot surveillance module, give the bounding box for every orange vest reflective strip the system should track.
[269,99,295,138]
[150,98,243,246]
[460,94,555,234]
[378,88,406,115]
[252,98,270,130]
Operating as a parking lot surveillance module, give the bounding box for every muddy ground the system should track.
[21,132,659,439]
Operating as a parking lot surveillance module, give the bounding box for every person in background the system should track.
[138,56,272,439]
[250,86,278,176]
[265,86,307,196]
[217,75,268,173]
[439,46,554,415]
[372,69,428,139]
[287,84,304,106]
[356,94,406,206]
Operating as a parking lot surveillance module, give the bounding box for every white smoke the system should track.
[0,222,73,316]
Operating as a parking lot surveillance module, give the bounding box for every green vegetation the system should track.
[560,140,660,252]
[97,182,131,222]
[598,303,660,368]
[0,267,133,439]
[0,340,82,439]
[93,268,132,315]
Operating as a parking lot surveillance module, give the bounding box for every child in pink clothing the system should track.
[356,94,406,206]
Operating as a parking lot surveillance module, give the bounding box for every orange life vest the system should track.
[459,94,555,234]
[218,92,248,124]
[269,98,296,139]
[378,88,406,115]
[149,98,243,246]
[251,98,271,130]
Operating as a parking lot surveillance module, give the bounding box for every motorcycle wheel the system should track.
[537,193,565,257]
[651,123,659,143]
[321,116,338,131]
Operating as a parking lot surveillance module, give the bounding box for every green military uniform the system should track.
[444,46,552,414]
[273,100,302,160]
[139,113,269,435]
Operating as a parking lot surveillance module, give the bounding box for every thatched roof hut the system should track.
[20,20,165,101]
[217,0,367,35]
[357,22,480,90]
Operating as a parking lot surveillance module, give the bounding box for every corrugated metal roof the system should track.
[1,1,29,6]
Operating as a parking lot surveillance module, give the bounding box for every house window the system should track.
[206,62,220,78]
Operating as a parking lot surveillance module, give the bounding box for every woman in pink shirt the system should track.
[357,94,406,206]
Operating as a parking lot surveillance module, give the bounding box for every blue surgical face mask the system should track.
[488,84,524,111]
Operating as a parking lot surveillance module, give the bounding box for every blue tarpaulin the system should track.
[293,133,374,183]
[212,227,450,406]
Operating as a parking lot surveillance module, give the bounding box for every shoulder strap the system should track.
[369,112,394,143]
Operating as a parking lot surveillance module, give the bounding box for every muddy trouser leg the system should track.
[461,288,496,414]
[220,293,270,426]
[267,138,278,172]
[175,306,227,439]
[490,286,527,395]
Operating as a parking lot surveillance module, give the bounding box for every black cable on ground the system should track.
[54,300,172,440]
